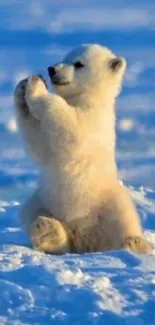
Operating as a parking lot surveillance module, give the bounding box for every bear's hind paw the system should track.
[122,236,152,254]
[30,216,70,254]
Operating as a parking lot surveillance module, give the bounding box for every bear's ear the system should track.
[108,57,126,72]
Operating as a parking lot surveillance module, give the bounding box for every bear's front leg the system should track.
[14,78,29,117]
[25,75,77,135]
[25,75,48,120]
[30,216,70,254]
[14,77,50,164]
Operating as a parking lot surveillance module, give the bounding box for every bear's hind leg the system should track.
[99,183,152,254]
[30,216,70,254]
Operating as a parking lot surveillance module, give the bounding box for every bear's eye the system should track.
[74,61,84,69]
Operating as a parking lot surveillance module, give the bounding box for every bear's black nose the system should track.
[48,66,56,78]
[109,58,122,71]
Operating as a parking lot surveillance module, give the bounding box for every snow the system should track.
[0,197,155,324]
[0,0,155,324]
[118,118,135,132]
[7,118,18,133]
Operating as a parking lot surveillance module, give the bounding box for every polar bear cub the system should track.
[14,44,152,254]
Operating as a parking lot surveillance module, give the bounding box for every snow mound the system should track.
[0,188,155,325]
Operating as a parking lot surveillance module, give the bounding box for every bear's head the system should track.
[48,44,126,105]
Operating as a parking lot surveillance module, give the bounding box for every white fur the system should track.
[14,44,151,254]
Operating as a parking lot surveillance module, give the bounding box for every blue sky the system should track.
[0,0,154,190]
[0,0,155,127]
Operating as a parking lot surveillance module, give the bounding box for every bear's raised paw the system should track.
[14,78,29,116]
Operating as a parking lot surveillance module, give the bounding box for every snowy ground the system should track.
[0,186,155,325]
[0,1,155,324]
